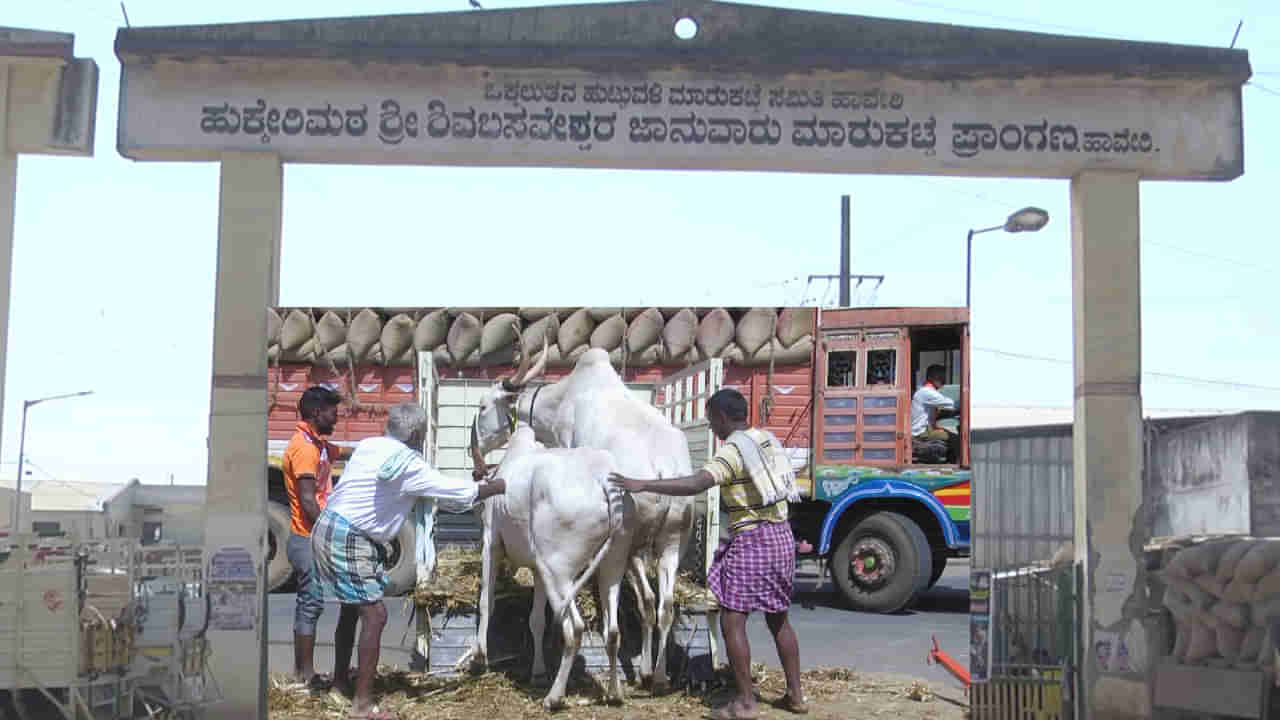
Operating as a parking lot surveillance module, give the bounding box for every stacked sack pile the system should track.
[1160,537,1280,671]
[266,306,816,369]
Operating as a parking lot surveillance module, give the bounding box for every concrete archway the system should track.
[111,4,1250,717]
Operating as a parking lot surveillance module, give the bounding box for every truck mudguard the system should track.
[817,478,962,556]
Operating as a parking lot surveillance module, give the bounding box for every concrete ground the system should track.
[268,557,969,692]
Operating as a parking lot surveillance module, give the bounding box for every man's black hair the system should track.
[925,365,948,385]
[706,388,749,422]
[298,386,342,421]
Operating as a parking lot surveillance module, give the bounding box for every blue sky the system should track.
[4,0,1279,486]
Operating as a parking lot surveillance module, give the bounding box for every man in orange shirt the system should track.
[282,386,353,690]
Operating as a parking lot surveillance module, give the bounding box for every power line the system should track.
[1246,82,1280,98]
[883,0,1128,39]
[974,347,1280,393]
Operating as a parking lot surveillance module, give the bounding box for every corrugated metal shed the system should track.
[971,424,1074,571]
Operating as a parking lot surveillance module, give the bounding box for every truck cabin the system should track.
[814,307,969,470]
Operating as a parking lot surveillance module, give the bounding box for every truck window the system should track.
[827,351,856,387]
[866,348,897,386]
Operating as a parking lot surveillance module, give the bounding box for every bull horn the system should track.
[469,422,487,473]
[522,335,549,384]
[503,320,532,391]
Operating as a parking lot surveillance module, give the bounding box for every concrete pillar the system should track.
[1070,170,1149,719]
[0,66,15,479]
[203,152,281,719]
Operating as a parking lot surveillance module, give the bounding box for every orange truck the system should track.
[264,305,970,613]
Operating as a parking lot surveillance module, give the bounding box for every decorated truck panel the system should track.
[263,306,970,614]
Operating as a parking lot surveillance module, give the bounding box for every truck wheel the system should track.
[832,512,932,613]
[927,550,948,590]
[266,501,295,593]
[381,521,418,597]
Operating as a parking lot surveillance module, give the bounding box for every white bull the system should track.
[473,424,634,710]
[472,337,696,692]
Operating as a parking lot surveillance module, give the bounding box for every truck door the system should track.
[816,329,910,466]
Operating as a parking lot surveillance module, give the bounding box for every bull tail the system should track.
[528,464,621,631]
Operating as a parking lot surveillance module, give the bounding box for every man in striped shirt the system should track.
[610,388,806,719]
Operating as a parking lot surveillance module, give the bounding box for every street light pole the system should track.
[11,390,93,534]
[965,207,1051,309]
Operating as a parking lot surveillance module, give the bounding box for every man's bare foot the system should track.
[708,698,759,719]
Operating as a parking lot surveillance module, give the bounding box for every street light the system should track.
[10,390,94,534]
[966,207,1050,308]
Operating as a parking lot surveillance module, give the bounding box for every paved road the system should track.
[267,558,969,691]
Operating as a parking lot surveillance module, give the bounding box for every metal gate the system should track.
[971,563,1080,720]
[655,358,724,582]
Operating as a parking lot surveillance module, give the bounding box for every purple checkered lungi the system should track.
[708,520,796,614]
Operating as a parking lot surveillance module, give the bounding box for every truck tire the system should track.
[266,500,295,593]
[927,550,948,590]
[832,511,932,613]
[381,521,417,597]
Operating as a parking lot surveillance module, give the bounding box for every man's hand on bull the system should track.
[609,470,716,496]
[608,472,646,493]
[475,477,506,501]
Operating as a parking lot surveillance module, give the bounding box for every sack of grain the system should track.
[447,312,483,364]
[432,344,451,368]
[589,307,622,321]
[718,342,745,365]
[663,309,698,358]
[381,313,416,365]
[267,345,279,363]
[777,307,814,347]
[414,309,451,351]
[558,309,595,355]
[1163,586,1193,621]
[522,314,560,357]
[748,335,815,366]
[1171,619,1189,661]
[696,308,735,359]
[321,343,351,368]
[1254,571,1280,605]
[1211,601,1249,631]
[281,309,314,352]
[1216,539,1258,582]
[480,312,523,357]
[1194,574,1228,600]
[519,307,562,321]
[267,308,283,345]
[1179,539,1237,577]
[1185,618,1218,663]
[1165,548,1195,581]
[347,309,383,366]
[1217,623,1246,663]
[539,342,565,367]
[284,337,317,363]
[736,307,777,357]
[1165,575,1214,611]
[590,314,626,352]
[314,311,346,352]
[626,308,664,354]
[566,343,591,364]
[1223,577,1258,605]
[637,344,662,366]
[1240,626,1265,666]
[1236,541,1280,584]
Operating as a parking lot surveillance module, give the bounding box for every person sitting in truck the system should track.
[281,386,353,692]
[609,388,807,720]
[312,403,506,720]
[910,365,960,464]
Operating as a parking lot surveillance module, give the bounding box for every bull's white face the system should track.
[473,382,517,456]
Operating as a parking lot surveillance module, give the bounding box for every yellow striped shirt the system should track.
[702,427,789,536]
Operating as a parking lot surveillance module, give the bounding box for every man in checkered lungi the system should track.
[610,388,807,719]
[312,403,507,720]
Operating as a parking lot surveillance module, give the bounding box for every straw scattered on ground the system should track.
[411,546,715,629]
[268,662,964,720]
